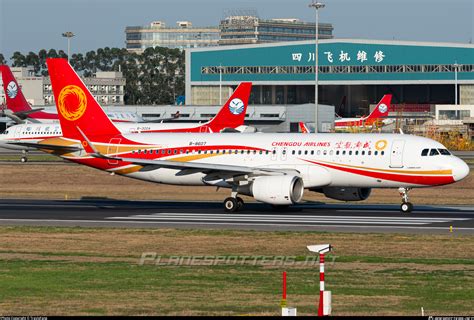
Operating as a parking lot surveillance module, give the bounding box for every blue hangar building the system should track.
[185,39,474,116]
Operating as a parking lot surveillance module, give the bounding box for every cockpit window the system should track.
[421,149,429,156]
[429,149,440,156]
[438,149,451,155]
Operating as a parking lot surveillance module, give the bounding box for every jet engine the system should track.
[239,175,304,205]
[321,187,371,201]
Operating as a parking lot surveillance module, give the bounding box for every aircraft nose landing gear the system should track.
[398,187,413,213]
[20,150,28,163]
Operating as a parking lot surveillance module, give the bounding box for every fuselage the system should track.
[4,132,466,190]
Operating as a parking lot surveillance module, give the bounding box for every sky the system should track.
[0,0,472,60]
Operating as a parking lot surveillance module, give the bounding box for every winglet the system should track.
[299,122,310,133]
[76,126,100,155]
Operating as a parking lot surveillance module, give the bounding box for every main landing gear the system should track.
[223,190,244,212]
[398,187,413,213]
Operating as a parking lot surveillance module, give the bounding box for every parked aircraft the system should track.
[335,95,393,129]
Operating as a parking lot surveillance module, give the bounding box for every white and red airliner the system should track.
[3,59,469,213]
[335,94,392,129]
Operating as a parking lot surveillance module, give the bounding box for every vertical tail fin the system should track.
[46,58,121,140]
[0,65,32,113]
[366,94,392,119]
[299,122,310,133]
[207,82,252,132]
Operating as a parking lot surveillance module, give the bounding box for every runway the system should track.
[1,199,473,233]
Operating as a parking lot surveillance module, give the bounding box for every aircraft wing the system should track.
[103,155,296,176]
[6,141,81,153]
[1,109,42,124]
[77,127,298,177]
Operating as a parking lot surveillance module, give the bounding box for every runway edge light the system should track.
[307,244,333,316]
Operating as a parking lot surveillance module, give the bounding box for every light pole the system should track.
[309,1,325,133]
[219,63,223,105]
[62,32,75,63]
[453,61,462,105]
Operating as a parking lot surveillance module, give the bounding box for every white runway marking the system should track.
[106,212,470,226]
[0,218,473,231]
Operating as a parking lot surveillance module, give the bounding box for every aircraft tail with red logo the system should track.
[299,122,310,133]
[1,64,33,113]
[1,64,58,122]
[206,82,252,132]
[365,94,392,120]
[46,58,121,141]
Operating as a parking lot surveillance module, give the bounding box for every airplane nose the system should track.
[453,158,470,182]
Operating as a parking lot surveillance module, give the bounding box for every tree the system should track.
[6,46,186,105]
[0,53,6,65]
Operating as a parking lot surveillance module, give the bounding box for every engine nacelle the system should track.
[322,187,371,201]
[244,175,304,205]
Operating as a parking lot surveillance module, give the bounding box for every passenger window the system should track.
[355,150,358,155]
[381,151,385,156]
[304,150,308,155]
[298,150,302,155]
[329,150,333,155]
[336,150,339,155]
[430,149,439,156]
[311,150,314,155]
[198,150,201,154]
[349,151,352,155]
[323,150,327,155]
[167,150,171,154]
[421,149,429,156]
[272,150,276,154]
[362,150,365,155]
[374,151,378,156]
[173,150,177,154]
[368,150,372,155]
[342,150,346,155]
[317,150,321,155]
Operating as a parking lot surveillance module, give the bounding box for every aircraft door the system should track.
[107,138,122,165]
[13,126,21,138]
[200,125,210,133]
[390,140,405,168]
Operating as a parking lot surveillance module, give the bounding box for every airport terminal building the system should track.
[185,39,474,116]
